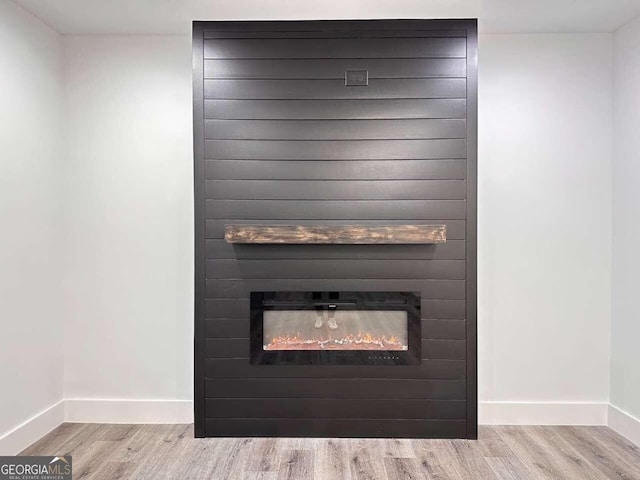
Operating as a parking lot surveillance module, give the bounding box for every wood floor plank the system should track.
[130,425,193,480]
[171,431,236,479]
[90,423,138,442]
[413,440,471,479]
[17,423,640,480]
[69,440,120,479]
[18,423,86,456]
[472,428,536,480]
[89,461,129,480]
[379,438,416,458]
[525,425,605,480]
[348,439,388,480]
[450,439,497,480]
[475,427,522,460]
[106,425,159,463]
[484,457,534,480]
[496,426,566,480]
[241,473,279,480]
[314,439,352,480]
[541,426,615,480]
[557,426,640,480]
[158,429,202,480]
[579,426,640,477]
[216,438,257,479]
[384,457,423,480]
[593,426,640,464]
[415,450,457,480]
[277,450,314,480]
[244,437,280,472]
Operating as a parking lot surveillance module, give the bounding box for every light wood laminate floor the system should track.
[20,424,640,479]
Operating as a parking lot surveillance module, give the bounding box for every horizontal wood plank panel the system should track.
[204,318,248,338]
[204,298,464,319]
[205,398,465,419]
[204,139,467,160]
[204,28,467,39]
[422,339,466,360]
[204,418,466,438]
[205,336,466,361]
[204,118,466,140]
[206,200,467,220]
[204,98,467,120]
[204,58,466,79]
[203,37,466,59]
[205,300,249,318]
[204,378,465,399]
[204,358,465,379]
[422,299,466,319]
[205,338,466,362]
[204,29,468,39]
[423,319,466,339]
[204,298,464,317]
[207,180,465,200]
[205,259,465,280]
[205,338,247,358]
[201,20,471,33]
[206,220,467,239]
[205,159,467,180]
[205,279,465,299]
[204,78,466,100]
[205,240,466,260]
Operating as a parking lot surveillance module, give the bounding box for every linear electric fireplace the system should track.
[250,292,421,365]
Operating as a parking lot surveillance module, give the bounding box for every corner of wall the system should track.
[0,402,65,456]
[608,405,640,447]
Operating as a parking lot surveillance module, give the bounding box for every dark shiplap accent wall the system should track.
[193,19,478,439]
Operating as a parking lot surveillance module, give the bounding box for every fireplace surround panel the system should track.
[193,19,478,439]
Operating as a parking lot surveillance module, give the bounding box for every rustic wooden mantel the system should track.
[224,224,447,244]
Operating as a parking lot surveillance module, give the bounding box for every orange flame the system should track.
[264,332,407,351]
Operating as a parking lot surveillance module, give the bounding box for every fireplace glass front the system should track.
[250,292,421,365]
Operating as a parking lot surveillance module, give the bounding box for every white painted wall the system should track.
[59,32,615,424]
[0,0,65,452]
[478,35,613,417]
[612,16,640,422]
[62,36,193,405]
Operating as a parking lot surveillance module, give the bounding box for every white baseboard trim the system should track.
[0,400,65,456]
[479,401,608,425]
[1,399,623,454]
[608,404,640,447]
[64,399,193,424]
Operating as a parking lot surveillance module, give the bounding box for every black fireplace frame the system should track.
[250,291,422,366]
